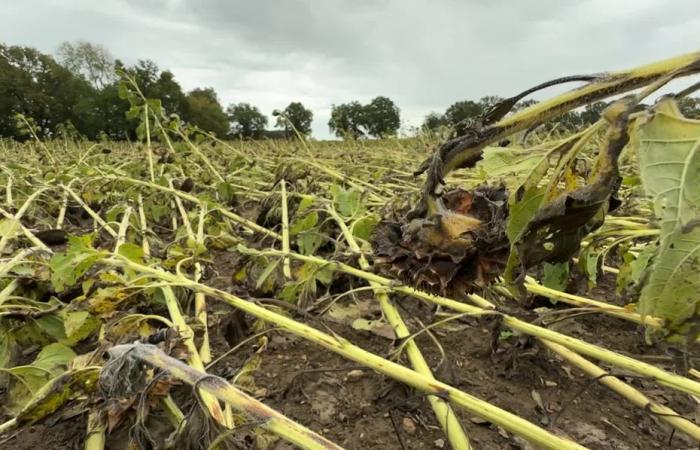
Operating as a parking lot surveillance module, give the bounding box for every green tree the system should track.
[580,101,608,124]
[513,99,539,112]
[93,82,131,139]
[226,103,268,139]
[185,88,229,136]
[363,96,400,138]
[328,102,366,139]
[554,111,583,130]
[422,112,448,131]
[477,95,505,111]
[0,44,98,139]
[275,101,313,137]
[56,41,116,89]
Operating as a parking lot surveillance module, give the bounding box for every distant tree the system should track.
[678,96,700,119]
[226,103,268,139]
[422,112,448,131]
[262,129,288,140]
[556,111,585,131]
[580,101,608,124]
[444,100,483,135]
[149,70,189,119]
[513,99,539,112]
[121,60,189,118]
[93,83,131,139]
[0,44,98,139]
[477,95,505,112]
[328,102,366,139]
[185,88,229,136]
[56,41,116,89]
[275,101,313,137]
[363,96,400,138]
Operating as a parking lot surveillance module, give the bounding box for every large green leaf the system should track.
[635,100,700,340]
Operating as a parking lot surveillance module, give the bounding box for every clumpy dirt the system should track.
[2,269,699,450]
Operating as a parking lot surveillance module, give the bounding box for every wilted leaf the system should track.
[295,195,315,214]
[351,319,397,340]
[327,303,362,322]
[579,244,602,287]
[256,259,281,291]
[15,368,99,424]
[0,218,21,240]
[505,100,632,289]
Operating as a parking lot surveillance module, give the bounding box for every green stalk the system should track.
[136,194,150,257]
[296,159,385,203]
[0,279,18,307]
[0,207,51,252]
[170,181,211,363]
[107,255,589,450]
[280,180,292,279]
[144,103,155,183]
[194,206,211,364]
[520,277,663,328]
[178,131,224,183]
[0,188,48,254]
[84,409,105,450]
[5,175,11,207]
[135,194,187,428]
[161,286,225,425]
[541,339,700,441]
[17,115,56,167]
[113,207,132,254]
[55,192,68,230]
[327,206,472,450]
[62,185,117,237]
[0,248,38,279]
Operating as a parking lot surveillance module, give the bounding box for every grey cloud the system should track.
[2,0,699,137]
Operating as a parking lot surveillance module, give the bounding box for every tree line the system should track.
[2,41,699,142]
[0,41,403,141]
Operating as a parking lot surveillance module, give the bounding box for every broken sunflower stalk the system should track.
[381,50,700,298]
[101,343,343,450]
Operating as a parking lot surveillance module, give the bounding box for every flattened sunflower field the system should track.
[1,52,700,450]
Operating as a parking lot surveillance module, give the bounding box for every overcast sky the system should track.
[2,0,699,138]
